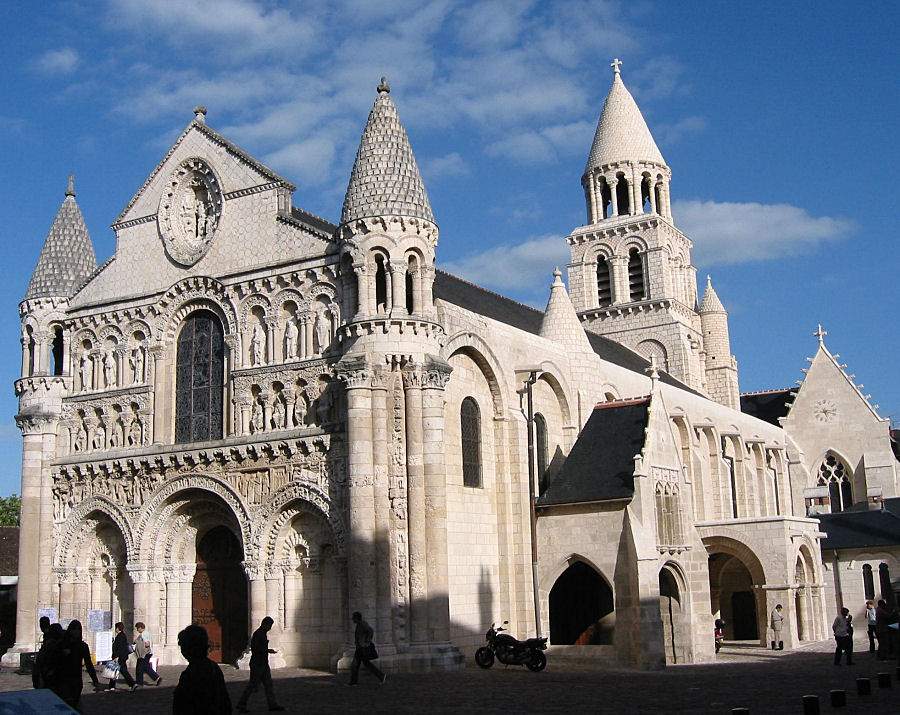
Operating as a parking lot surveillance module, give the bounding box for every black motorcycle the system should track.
[475,621,547,672]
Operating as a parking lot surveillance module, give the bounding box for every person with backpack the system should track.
[109,621,137,691]
[133,622,162,686]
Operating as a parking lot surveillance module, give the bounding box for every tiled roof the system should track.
[585,68,665,174]
[0,527,18,576]
[341,79,434,225]
[539,268,593,353]
[818,499,900,550]
[25,178,97,299]
[699,275,726,313]
[739,388,795,426]
[536,399,650,507]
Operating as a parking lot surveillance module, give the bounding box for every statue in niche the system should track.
[314,307,329,354]
[91,423,106,451]
[109,421,122,449]
[181,176,212,245]
[129,347,145,385]
[272,397,286,431]
[293,394,307,427]
[250,397,265,434]
[102,350,116,388]
[250,323,265,366]
[79,353,92,391]
[52,474,72,521]
[327,303,339,337]
[73,420,88,453]
[127,415,142,447]
[284,319,298,361]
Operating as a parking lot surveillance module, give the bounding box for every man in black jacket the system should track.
[349,611,385,686]
[173,625,232,714]
[237,616,284,713]
[109,621,137,690]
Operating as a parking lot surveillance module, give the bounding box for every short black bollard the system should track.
[856,677,871,696]
[877,671,892,688]
[801,694,820,715]
[829,690,846,708]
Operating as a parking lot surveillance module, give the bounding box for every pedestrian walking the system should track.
[109,621,137,691]
[770,604,785,650]
[32,615,51,689]
[134,621,162,686]
[237,616,285,713]
[38,623,65,696]
[56,620,102,710]
[875,599,891,660]
[172,624,232,714]
[348,611,386,686]
[865,600,877,653]
[833,607,853,665]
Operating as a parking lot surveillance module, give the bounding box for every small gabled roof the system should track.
[539,268,593,354]
[584,60,665,175]
[340,78,434,226]
[114,110,294,225]
[25,176,97,300]
[818,499,900,550]
[537,398,650,507]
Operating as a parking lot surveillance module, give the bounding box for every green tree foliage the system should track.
[0,495,21,526]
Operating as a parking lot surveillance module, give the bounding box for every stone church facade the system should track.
[7,62,896,670]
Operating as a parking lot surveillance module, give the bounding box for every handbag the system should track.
[364,642,378,661]
[100,661,120,681]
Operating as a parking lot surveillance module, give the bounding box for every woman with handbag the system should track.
[134,622,162,686]
[349,611,386,686]
[109,621,137,691]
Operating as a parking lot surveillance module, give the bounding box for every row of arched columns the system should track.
[584,165,672,224]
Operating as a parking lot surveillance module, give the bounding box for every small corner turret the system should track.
[700,276,740,409]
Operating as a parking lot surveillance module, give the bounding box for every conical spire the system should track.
[584,59,665,175]
[540,268,593,353]
[25,175,97,300]
[699,275,726,314]
[340,78,434,226]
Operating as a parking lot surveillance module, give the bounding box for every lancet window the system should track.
[461,397,482,488]
[535,412,549,495]
[817,453,852,513]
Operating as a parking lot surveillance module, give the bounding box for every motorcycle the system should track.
[475,621,548,672]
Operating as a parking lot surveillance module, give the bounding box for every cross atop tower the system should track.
[610,58,622,75]
[814,323,827,345]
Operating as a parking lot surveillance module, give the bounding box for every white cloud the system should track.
[441,234,570,299]
[421,152,469,180]
[675,200,854,266]
[487,120,594,163]
[655,115,706,145]
[34,48,80,75]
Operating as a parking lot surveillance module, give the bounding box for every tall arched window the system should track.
[460,397,482,488]
[596,257,612,307]
[175,310,225,444]
[627,248,646,301]
[880,563,893,604]
[616,174,630,216]
[534,412,549,495]
[24,325,35,377]
[374,253,388,313]
[863,564,875,600]
[818,454,852,512]
[50,325,64,376]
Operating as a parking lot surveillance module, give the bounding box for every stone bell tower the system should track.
[565,59,707,392]
[334,78,462,671]
[6,176,96,660]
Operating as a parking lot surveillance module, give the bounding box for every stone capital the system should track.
[401,363,424,390]
[15,412,56,436]
[242,559,264,581]
[126,564,151,583]
[336,357,373,390]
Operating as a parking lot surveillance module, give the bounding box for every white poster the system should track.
[95,630,113,662]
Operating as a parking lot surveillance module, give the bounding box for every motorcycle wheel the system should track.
[474,647,495,669]
[526,650,547,672]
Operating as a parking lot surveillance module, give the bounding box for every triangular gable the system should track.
[114,118,295,226]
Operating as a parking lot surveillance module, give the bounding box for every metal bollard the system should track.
[801,694,820,715]
[856,677,871,696]
[877,672,892,688]
[829,690,846,708]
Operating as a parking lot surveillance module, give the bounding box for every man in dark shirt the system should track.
[173,625,233,715]
[349,611,385,686]
[237,616,284,713]
[32,615,51,689]
[109,621,137,690]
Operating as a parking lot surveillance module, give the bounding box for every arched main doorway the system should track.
[707,551,763,641]
[549,560,614,645]
[192,526,248,663]
[659,565,688,664]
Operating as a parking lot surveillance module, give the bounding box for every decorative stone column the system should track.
[238,560,268,670]
[609,256,629,304]
[266,319,278,364]
[390,260,407,314]
[609,178,619,217]
[264,562,287,668]
[370,368,393,651]
[128,565,151,630]
[587,171,598,223]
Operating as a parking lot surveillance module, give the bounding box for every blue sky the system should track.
[0,1,897,495]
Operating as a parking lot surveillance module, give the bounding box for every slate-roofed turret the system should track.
[25,176,97,300]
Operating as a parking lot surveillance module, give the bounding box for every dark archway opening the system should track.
[51,325,64,376]
[192,525,248,664]
[615,176,630,216]
[549,561,614,645]
[708,551,761,642]
[659,566,687,664]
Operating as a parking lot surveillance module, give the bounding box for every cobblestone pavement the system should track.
[1,640,898,713]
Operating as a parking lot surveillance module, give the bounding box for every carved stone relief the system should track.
[158,158,223,266]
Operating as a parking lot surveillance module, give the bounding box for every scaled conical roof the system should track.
[540,268,593,353]
[584,61,665,175]
[340,78,434,226]
[699,275,726,313]
[25,176,97,300]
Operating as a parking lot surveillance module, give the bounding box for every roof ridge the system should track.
[740,387,793,396]
[434,268,543,316]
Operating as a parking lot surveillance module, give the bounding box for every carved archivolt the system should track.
[54,496,136,568]
[240,293,273,328]
[257,480,345,560]
[155,276,238,345]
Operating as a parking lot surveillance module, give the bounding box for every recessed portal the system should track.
[549,560,614,645]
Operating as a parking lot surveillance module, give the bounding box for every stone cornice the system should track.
[337,214,438,246]
[578,297,697,322]
[339,316,443,342]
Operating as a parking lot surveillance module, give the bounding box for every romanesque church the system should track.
[8,61,898,671]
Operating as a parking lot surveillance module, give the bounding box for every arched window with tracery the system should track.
[175,310,225,444]
[596,256,612,306]
[535,412,549,495]
[863,564,875,600]
[628,248,646,301]
[460,397,482,488]
[818,453,852,512]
